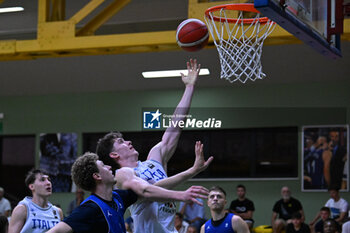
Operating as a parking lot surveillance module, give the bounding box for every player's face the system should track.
[112,137,139,160]
[96,160,115,184]
[236,187,245,199]
[31,173,52,197]
[207,190,227,211]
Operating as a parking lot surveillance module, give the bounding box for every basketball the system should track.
[176,18,209,52]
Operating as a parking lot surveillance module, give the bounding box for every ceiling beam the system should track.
[0,0,348,61]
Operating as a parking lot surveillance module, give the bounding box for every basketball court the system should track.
[0,0,349,228]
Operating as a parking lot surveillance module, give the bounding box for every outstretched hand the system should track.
[182,185,209,205]
[193,141,214,173]
[181,59,200,86]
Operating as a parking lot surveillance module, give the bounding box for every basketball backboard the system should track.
[254,0,344,59]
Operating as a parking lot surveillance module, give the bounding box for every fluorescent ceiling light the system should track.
[0,7,24,13]
[142,68,210,78]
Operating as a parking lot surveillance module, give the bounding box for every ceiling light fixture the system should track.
[142,68,210,79]
[0,7,24,14]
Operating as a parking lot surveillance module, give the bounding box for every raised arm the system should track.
[154,141,213,189]
[147,59,200,169]
[115,167,208,204]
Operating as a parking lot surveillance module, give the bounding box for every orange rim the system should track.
[205,3,271,24]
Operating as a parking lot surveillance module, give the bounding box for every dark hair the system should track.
[292,212,302,219]
[71,152,99,191]
[25,169,49,188]
[175,212,184,220]
[236,184,246,191]
[328,185,340,192]
[320,207,331,213]
[209,186,226,197]
[96,132,123,171]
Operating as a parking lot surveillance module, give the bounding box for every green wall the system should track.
[0,81,349,226]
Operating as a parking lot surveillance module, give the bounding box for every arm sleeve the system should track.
[248,200,255,211]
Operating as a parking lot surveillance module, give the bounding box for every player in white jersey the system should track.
[97,59,212,233]
[9,169,63,233]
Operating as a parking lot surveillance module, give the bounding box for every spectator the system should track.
[312,207,336,233]
[0,187,11,217]
[175,212,189,233]
[324,219,339,233]
[187,225,197,233]
[286,212,310,233]
[310,187,348,226]
[179,199,206,232]
[229,184,255,229]
[272,186,304,233]
[66,188,85,215]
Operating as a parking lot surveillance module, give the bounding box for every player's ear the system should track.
[28,184,34,191]
[93,172,101,181]
[109,152,119,160]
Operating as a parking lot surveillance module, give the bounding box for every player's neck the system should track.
[211,210,226,221]
[32,195,49,208]
[94,184,113,201]
[120,159,138,168]
[238,197,245,201]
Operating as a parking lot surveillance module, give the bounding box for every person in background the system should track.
[0,187,11,218]
[229,184,255,229]
[66,188,85,215]
[272,186,304,233]
[175,212,189,233]
[8,169,63,233]
[286,212,310,233]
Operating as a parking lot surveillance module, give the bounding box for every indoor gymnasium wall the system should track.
[0,81,349,226]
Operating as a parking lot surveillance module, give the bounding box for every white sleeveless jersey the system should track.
[130,160,178,233]
[19,197,61,233]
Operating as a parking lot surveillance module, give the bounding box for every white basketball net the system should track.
[205,8,276,83]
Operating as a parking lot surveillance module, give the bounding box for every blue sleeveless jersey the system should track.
[82,191,126,233]
[204,213,235,233]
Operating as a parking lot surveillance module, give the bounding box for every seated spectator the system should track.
[66,188,85,215]
[0,187,11,217]
[179,199,206,232]
[312,207,334,233]
[324,219,340,233]
[310,187,348,226]
[187,225,197,233]
[175,212,189,233]
[229,184,255,229]
[286,212,310,233]
[272,186,304,233]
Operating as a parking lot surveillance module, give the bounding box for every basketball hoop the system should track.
[204,4,276,83]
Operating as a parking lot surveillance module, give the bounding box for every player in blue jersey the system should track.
[9,169,64,233]
[97,59,214,233]
[47,152,208,233]
[201,186,249,233]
